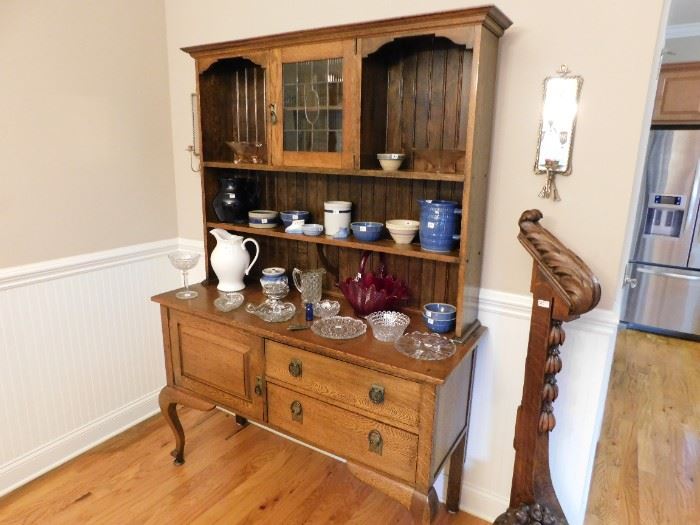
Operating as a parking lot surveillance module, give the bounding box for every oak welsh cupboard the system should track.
[153,7,511,523]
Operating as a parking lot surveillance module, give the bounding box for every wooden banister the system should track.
[495,210,601,525]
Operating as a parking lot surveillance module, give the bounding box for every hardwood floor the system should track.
[585,328,700,524]
[0,407,487,525]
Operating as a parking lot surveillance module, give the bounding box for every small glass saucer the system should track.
[311,316,366,340]
[394,331,456,360]
[214,292,244,312]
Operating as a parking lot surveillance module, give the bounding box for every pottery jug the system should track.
[418,199,462,253]
[209,228,260,291]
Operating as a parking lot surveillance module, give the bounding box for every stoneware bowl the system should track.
[377,153,405,171]
[386,219,420,244]
[422,314,456,334]
[280,210,310,228]
[351,221,383,242]
[248,210,278,228]
[302,224,324,236]
[423,302,457,320]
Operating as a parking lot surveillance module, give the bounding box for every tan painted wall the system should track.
[164,0,666,310]
[0,0,176,267]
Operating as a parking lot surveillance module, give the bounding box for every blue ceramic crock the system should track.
[418,200,461,252]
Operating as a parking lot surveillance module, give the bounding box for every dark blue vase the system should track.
[213,177,257,223]
[418,200,461,252]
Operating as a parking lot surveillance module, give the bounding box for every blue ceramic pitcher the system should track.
[418,200,461,252]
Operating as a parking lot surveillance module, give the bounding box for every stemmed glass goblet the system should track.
[168,251,200,300]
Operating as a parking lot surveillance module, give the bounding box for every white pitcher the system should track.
[209,228,260,291]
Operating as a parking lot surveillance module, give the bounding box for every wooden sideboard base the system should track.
[158,386,215,465]
[346,462,438,525]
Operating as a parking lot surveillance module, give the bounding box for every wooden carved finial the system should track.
[518,209,600,319]
[496,210,601,525]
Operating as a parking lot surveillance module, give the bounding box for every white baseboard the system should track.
[0,390,159,498]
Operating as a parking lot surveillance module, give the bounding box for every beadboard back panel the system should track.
[0,240,205,495]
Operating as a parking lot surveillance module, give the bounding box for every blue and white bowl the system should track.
[423,303,457,321]
[280,210,310,228]
[422,315,456,334]
[302,224,324,236]
[248,210,278,228]
[351,222,383,242]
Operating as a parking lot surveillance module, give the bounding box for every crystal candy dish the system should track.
[214,291,244,312]
[365,311,410,342]
[394,331,456,360]
[314,299,341,318]
[311,316,367,340]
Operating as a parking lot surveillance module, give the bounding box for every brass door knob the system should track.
[368,429,383,455]
[290,400,303,422]
[368,384,385,404]
[288,359,303,377]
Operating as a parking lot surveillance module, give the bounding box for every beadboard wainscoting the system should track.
[0,239,205,497]
[0,238,618,525]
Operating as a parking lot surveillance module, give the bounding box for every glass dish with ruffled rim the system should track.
[311,316,367,340]
[365,311,410,342]
[313,299,341,318]
[394,331,456,360]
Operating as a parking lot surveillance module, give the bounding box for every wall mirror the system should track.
[534,66,583,176]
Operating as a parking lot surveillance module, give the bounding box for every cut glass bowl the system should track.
[394,331,456,360]
[365,311,410,342]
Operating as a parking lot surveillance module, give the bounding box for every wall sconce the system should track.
[187,93,201,173]
[534,65,583,201]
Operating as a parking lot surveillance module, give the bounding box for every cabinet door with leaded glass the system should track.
[270,41,358,169]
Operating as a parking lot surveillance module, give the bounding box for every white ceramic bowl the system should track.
[386,219,420,244]
[377,153,405,172]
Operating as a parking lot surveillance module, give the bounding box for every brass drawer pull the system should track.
[269,103,278,124]
[368,384,385,404]
[368,429,383,455]
[288,358,303,378]
[254,376,263,397]
[290,400,303,422]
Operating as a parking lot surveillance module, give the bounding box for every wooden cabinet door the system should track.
[168,310,264,419]
[269,40,359,169]
[653,62,700,124]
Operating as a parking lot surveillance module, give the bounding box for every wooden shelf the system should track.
[202,161,464,182]
[206,221,461,263]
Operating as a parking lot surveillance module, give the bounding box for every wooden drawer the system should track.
[168,310,264,420]
[265,340,421,429]
[267,383,418,483]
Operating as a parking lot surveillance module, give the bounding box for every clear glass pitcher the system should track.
[292,268,325,304]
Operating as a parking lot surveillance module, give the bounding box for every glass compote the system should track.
[168,251,200,300]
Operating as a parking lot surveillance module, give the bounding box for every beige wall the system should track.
[0,0,176,267]
[164,0,665,310]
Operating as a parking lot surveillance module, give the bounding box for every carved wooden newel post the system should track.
[495,210,601,525]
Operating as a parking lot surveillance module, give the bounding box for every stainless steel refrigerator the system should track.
[621,128,700,338]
